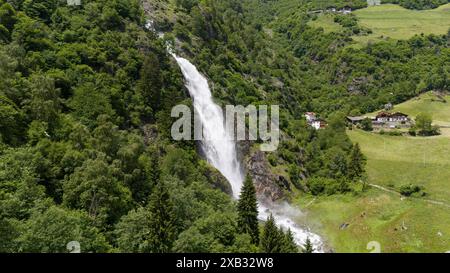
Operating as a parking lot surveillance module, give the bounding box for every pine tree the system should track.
[260,214,282,253]
[146,181,177,253]
[138,53,162,117]
[282,228,299,253]
[237,174,259,244]
[347,143,366,181]
[302,237,314,253]
[149,148,161,188]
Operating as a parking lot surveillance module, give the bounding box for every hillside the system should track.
[296,94,450,252]
[392,92,450,127]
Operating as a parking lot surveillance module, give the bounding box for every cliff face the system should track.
[245,150,291,202]
[203,163,233,196]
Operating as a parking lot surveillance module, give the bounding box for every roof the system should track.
[376,112,408,118]
[347,116,366,122]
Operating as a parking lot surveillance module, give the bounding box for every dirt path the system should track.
[364,182,450,209]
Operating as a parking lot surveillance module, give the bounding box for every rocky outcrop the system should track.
[203,164,233,195]
[246,150,291,202]
[348,76,369,95]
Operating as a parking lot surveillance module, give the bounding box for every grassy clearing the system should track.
[308,14,344,33]
[295,190,450,253]
[352,4,450,45]
[348,129,450,201]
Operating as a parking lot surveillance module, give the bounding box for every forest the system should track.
[0,0,323,253]
[0,0,449,253]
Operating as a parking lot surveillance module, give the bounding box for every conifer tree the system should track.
[147,181,177,253]
[282,228,298,253]
[302,237,314,253]
[260,214,282,253]
[237,174,259,244]
[347,143,366,181]
[149,147,161,188]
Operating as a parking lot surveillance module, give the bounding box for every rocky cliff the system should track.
[245,149,291,202]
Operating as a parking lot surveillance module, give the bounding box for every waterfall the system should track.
[172,54,324,252]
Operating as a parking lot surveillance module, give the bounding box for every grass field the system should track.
[357,91,450,201]
[295,129,450,252]
[295,190,450,252]
[352,4,450,45]
[308,14,344,33]
[294,92,450,252]
[348,130,450,201]
[308,4,450,46]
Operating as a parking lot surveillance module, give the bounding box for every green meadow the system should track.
[295,129,450,253]
[348,130,450,201]
[392,92,450,127]
[353,4,450,44]
[295,190,450,253]
[308,14,344,33]
[308,4,450,46]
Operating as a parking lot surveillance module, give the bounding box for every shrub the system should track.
[360,118,373,131]
[399,184,425,197]
[307,177,351,196]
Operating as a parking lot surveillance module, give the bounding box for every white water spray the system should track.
[172,55,324,252]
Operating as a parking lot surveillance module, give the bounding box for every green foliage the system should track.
[302,237,315,253]
[18,206,111,253]
[173,211,256,252]
[282,229,299,253]
[115,206,153,252]
[63,155,132,224]
[260,214,282,253]
[399,184,426,197]
[176,0,199,11]
[146,180,177,253]
[308,0,368,10]
[237,175,259,244]
[0,0,220,254]
[347,143,366,181]
[307,177,351,195]
[259,214,300,253]
[360,117,373,131]
[414,112,440,136]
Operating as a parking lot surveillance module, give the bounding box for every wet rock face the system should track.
[203,164,233,195]
[246,150,290,202]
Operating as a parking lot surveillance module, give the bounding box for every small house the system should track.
[304,112,327,130]
[375,112,409,123]
[305,112,317,123]
[311,120,327,130]
[347,116,366,125]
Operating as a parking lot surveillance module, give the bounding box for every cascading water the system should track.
[173,54,324,252]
